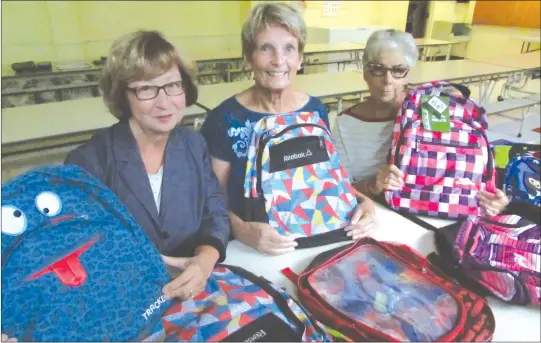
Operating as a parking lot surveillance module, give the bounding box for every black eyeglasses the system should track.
[126,80,184,100]
[366,63,410,79]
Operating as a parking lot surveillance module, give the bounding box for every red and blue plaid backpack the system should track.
[434,214,541,306]
[244,111,358,248]
[282,237,495,342]
[386,81,497,219]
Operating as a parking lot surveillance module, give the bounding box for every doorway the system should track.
[405,1,429,38]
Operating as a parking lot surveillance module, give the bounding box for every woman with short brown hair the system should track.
[65,30,230,301]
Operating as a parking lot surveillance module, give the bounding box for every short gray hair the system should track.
[241,3,306,59]
[362,29,419,68]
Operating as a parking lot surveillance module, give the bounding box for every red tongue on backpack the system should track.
[27,238,99,287]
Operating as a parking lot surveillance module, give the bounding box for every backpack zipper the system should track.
[394,126,494,183]
[413,140,480,153]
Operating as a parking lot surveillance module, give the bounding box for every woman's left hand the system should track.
[478,189,509,217]
[162,255,214,300]
[344,197,377,240]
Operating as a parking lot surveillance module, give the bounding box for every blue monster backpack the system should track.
[503,155,541,209]
[1,165,173,341]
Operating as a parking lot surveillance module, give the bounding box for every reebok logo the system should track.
[244,330,266,342]
[142,295,166,320]
[283,149,312,162]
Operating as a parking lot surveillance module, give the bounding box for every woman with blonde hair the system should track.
[200,3,376,256]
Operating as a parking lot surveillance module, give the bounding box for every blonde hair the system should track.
[100,30,198,119]
[241,3,306,59]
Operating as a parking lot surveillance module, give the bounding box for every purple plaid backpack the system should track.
[386,81,497,219]
[435,214,540,305]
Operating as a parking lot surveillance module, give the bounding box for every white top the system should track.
[148,166,164,213]
[333,110,394,182]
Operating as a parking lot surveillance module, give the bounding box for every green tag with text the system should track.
[421,95,450,133]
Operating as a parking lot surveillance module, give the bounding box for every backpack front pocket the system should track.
[306,244,463,342]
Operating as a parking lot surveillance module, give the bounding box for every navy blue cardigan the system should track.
[65,121,230,261]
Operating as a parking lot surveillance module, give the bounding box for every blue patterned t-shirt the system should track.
[200,96,330,219]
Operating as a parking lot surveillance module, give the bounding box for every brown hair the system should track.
[100,30,198,119]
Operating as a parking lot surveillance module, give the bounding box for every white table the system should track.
[352,59,520,105]
[414,38,462,61]
[1,97,208,154]
[197,59,521,116]
[511,34,541,53]
[352,38,460,61]
[223,202,541,341]
[181,41,368,82]
[408,60,520,105]
[196,71,368,113]
[303,42,366,70]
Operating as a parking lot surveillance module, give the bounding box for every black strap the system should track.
[295,229,351,249]
[426,252,493,298]
[371,192,440,232]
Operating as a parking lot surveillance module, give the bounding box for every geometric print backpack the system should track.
[244,111,358,248]
[1,165,173,341]
[386,81,497,219]
[145,265,331,342]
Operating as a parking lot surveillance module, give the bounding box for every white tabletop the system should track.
[184,42,367,62]
[223,202,541,341]
[414,38,459,47]
[304,42,366,54]
[352,38,457,48]
[197,59,521,112]
[196,71,367,110]
[408,59,520,84]
[1,97,207,145]
[512,35,541,44]
[468,51,541,71]
[351,59,519,86]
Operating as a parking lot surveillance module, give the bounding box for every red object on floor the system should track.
[532,127,541,133]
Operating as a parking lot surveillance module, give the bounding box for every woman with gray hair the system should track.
[334,29,508,215]
[333,29,418,196]
[200,3,376,255]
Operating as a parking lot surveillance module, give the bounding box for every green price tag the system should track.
[421,95,450,133]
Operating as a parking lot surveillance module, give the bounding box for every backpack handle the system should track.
[413,81,471,99]
[448,83,471,99]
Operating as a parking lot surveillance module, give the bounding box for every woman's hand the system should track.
[162,246,219,300]
[478,189,509,217]
[1,334,17,342]
[344,195,377,240]
[246,222,299,256]
[372,164,404,194]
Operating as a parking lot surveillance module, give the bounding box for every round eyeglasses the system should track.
[126,81,184,100]
[366,63,410,79]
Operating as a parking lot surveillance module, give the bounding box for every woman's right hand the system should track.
[1,334,17,342]
[243,221,299,255]
[373,164,404,194]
